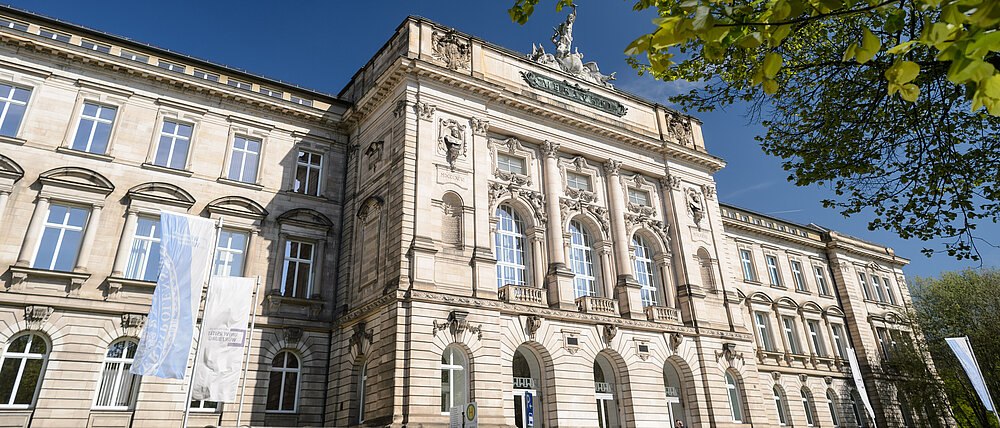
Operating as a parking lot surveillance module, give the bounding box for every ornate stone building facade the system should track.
[0,5,942,428]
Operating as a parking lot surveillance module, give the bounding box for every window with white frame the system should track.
[496,153,525,175]
[882,276,898,304]
[227,79,252,90]
[189,400,220,412]
[0,83,30,138]
[807,320,826,357]
[827,390,841,427]
[214,229,247,276]
[831,324,848,359]
[815,266,830,295]
[440,345,467,413]
[633,234,659,307]
[119,50,148,63]
[266,351,300,413]
[156,60,185,73]
[494,205,527,288]
[782,316,801,354]
[627,188,650,206]
[38,28,70,42]
[93,338,140,409]
[71,103,117,154]
[568,220,597,298]
[765,255,782,286]
[0,18,28,31]
[876,327,891,358]
[755,312,775,352]
[0,332,48,407]
[289,96,313,107]
[726,371,744,423]
[790,260,807,291]
[773,387,788,426]
[566,171,591,192]
[858,272,873,300]
[740,249,756,281]
[227,136,261,183]
[802,389,816,426]
[851,393,865,427]
[80,40,111,53]
[280,240,314,298]
[32,204,89,271]
[293,150,323,196]
[153,120,193,170]
[358,360,368,424]
[871,275,887,302]
[124,217,161,282]
[193,70,219,82]
[259,87,282,98]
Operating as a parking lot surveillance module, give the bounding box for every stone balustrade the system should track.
[644,305,681,323]
[499,285,547,307]
[594,382,614,394]
[576,296,618,316]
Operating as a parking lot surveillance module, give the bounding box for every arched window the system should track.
[495,205,528,288]
[94,338,140,409]
[358,360,368,424]
[266,351,300,413]
[663,361,689,426]
[512,346,543,427]
[801,389,816,426]
[441,345,467,413]
[827,390,840,427]
[632,234,658,307]
[594,354,620,428]
[773,387,788,426]
[851,392,865,427]
[697,247,716,291]
[568,220,597,298]
[0,332,48,407]
[725,371,744,423]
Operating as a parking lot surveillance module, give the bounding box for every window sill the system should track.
[56,146,114,162]
[281,189,334,203]
[0,135,25,145]
[794,289,812,295]
[264,410,298,414]
[106,276,155,299]
[743,279,762,285]
[769,284,785,290]
[9,265,90,293]
[141,162,193,177]
[818,293,835,299]
[217,177,264,191]
[264,292,323,317]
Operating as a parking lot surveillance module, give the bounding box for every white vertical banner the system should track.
[946,337,997,412]
[189,276,255,402]
[131,212,216,379]
[847,348,878,424]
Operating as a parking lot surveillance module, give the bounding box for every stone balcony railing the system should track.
[595,382,614,394]
[576,296,618,316]
[644,305,681,323]
[499,285,547,307]
[513,377,536,389]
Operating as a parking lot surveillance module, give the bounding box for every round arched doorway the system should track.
[512,345,543,427]
[663,360,690,426]
[594,354,621,428]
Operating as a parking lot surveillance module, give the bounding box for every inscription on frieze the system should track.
[520,71,628,117]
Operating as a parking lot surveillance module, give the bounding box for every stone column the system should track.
[470,118,497,299]
[605,160,645,319]
[656,254,676,308]
[599,244,615,298]
[311,240,326,299]
[0,191,9,228]
[531,232,545,289]
[541,141,576,310]
[74,203,103,272]
[111,209,139,277]
[16,196,50,266]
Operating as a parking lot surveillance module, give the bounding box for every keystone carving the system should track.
[433,310,482,340]
[283,327,303,344]
[24,305,53,330]
[350,322,374,354]
[524,315,542,340]
[120,313,145,336]
[602,324,618,346]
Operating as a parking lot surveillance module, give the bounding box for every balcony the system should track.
[644,305,681,323]
[513,377,536,389]
[595,382,614,394]
[499,285,547,307]
[576,296,618,316]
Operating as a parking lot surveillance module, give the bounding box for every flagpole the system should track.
[182,216,223,428]
[963,336,1000,425]
[236,275,260,427]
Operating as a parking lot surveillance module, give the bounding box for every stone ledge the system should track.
[8,265,90,295]
[55,146,114,162]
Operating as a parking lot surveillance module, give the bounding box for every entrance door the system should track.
[514,389,537,428]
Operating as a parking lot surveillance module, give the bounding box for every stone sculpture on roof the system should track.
[528,4,616,88]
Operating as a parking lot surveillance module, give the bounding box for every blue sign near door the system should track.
[525,392,534,427]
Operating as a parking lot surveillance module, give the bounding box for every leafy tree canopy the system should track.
[510,0,1000,260]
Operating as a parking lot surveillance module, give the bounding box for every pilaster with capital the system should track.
[471,116,496,299]
[17,196,50,266]
[73,203,102,272]
[0,191,9,228]
[603,159,644,319]
[111,209,139,277]
[540,140,576,310]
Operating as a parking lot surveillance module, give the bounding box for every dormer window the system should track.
[627,188,650,206]
[497,153,525,175]
[566,171,591,192]
[80,40,111,53]
[38,29,70,42]
[119,49,148,63]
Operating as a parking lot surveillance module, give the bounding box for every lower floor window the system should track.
[266,351,300,412]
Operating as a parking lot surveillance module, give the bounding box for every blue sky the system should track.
[11,0,996,279]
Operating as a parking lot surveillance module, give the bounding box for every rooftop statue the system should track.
[527,4,616,88]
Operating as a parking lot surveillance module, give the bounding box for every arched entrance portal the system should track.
[663,361,689,426]
[594,354,621,428]
[512,346,543,427]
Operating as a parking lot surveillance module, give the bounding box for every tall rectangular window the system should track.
[566,171,591,192]
[814,266,830,295]
[883,277,898,304]
[227,137,260,183]
[496,153,525,175]
[32,204,89,271]
[790,260,806,291]
[831,324,847,359]
[280,240,313,298]
[153,120,192,170]
[739,249,756,281]
[782,317,801,354]
[871,275,886,302]
[858,273,872,300]
[293,151,322,196]
[876,327,891,358]
[0,83,30,138]
[214,230,247,276]
[124,217,161,282]
[71,103,116,154]
[807,320,826,357]
[765,255,782,286]
[754,312,774,351]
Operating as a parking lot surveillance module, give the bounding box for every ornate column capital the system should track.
[660,174,681,190]
[471,117,489,136]
[603,159,622,176]
[414,102,436,121]
[541,140,560,158]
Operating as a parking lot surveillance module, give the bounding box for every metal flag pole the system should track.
[963,336,1000,425]
[182,216,223,428]
[236,275,261,427]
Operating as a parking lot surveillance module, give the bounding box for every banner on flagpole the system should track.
[847,348,878,424]
[131,212,216,379]
[946,337,996,412]
[190,276,255,402]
